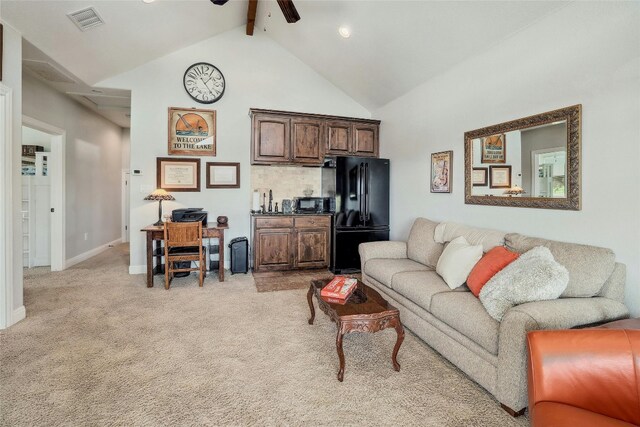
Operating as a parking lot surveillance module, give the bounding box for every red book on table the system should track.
[321,276,358,300]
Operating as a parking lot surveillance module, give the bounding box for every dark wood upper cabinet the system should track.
[326,120,352,155]
[252,114,291,163]
[291,118,324,164]
[352,122,379,157]
[251,109,380,165]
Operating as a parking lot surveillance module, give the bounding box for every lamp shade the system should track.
[144,189,175,201]
[504,185,525,196]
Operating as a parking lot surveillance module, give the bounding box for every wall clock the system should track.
[183,62,225,104]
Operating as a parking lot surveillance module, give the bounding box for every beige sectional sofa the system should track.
[359,218,629,413]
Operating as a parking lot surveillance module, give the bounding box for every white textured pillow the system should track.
[479,246,569,321]
[436,236,483,289]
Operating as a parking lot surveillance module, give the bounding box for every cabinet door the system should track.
[291,118,324,164]
[352,122,379,157]
[254,229,293,271]
[294,228,330,268]
[326,120,352,155]
[252,114,290,164]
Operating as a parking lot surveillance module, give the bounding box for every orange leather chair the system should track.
[527,329,640,426]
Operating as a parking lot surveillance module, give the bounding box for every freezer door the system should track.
[331,228,390,273]
[363,158,390,227]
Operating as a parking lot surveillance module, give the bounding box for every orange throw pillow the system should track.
[467,246,519,297]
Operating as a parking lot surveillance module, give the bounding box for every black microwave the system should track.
[295,197,332,213]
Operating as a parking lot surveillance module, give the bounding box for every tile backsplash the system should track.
[251,165,321,208]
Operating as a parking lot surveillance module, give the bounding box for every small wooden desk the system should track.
[141,223,229,287]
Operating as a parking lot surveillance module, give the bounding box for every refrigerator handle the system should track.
[365,162,371,221]
[359,163,365,221]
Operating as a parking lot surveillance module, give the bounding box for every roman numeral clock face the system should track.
[183,62,226,104]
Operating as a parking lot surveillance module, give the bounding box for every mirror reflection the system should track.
[464,104,581,210]
[470,121,567,198]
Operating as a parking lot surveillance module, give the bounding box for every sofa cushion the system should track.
[436,236,483,289]
[480,246,569,322]
[364,258,429,289]
[434,222,506,253]
[391,270,451,312]
[505,233,616,298]
[430,291,500,355]
[407,218,443,268]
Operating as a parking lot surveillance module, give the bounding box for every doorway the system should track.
[22,116,66,271]
[531,147,566,198]
[21,126,53,268]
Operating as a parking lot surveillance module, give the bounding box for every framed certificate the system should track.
[489,165,512,189]
[156,157,200,192]
[206,162,240,189]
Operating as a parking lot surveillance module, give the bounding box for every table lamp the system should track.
[144,189,175,226]
[504,185,525,197]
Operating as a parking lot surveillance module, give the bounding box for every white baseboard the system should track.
[11,305,26,325]
[65,238,122,269]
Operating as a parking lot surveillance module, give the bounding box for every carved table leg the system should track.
[336,323,346,382]
[307,284,315,325]
[391,316,405,372]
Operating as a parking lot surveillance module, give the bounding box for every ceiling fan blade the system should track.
[210,0,229,5]
[246,0,258,36]
[277,0,300,23]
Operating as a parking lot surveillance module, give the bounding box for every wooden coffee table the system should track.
[307,278,405,381]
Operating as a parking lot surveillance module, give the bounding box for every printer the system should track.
[172,208,208,225]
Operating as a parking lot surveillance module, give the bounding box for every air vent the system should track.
[23,60,77,84]
[67,7,105,31]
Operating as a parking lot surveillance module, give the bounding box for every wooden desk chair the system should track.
[163,221,206,289]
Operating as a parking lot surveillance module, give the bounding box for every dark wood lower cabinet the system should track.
[294,228,330,268]
[255,228,293,270]
[252,215,330,272]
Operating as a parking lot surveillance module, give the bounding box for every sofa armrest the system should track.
[527,329,640,426]
[358,241,407,264]
[495,297,629,411]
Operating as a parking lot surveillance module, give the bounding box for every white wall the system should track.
[100,26,370,273]
[22,73,124,260]
[376,2,640,315]
[1,21,25,325]
[122,128,131,170]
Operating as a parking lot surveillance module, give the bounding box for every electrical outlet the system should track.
[84,232,88,241]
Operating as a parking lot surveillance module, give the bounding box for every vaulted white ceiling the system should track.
[1,0,569,126]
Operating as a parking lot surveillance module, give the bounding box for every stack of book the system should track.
[321,276,358,304]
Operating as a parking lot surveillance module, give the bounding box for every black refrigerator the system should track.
[322,156,390,273]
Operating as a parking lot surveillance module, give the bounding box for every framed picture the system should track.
[472,167,488,186]
[156,157,200,192]
[430,150,452,193]
[481,133,506,163]
[206,162,240,189]
[168,107,216,156]
[489,165,512,189]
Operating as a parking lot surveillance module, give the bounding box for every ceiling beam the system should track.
[246,0,258,36]
[277,0,300,24]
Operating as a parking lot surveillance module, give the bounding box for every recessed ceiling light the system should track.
[142,0,155,3]
[91,89,104,94]
[338,26,351,38]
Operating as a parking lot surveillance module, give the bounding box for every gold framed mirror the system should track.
[464,105,581,210]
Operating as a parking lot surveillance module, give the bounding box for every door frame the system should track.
[121,170,130,242]
[1,84,14,329]
[22,116,66,271]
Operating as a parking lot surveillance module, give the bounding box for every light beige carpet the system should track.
[0,245,528,426]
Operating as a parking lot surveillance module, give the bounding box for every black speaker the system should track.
[228,237,248,275]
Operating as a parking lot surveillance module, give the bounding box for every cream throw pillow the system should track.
[436,236,483,289]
